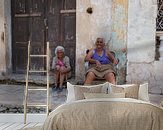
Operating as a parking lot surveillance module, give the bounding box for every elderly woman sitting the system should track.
[52,46,71,92]
[84,37,118,85]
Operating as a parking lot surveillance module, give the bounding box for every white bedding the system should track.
[41,98,163,130]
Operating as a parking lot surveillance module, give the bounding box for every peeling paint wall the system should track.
[76,0,128,83]
[76,0,113,80]
[127,0,160,93]
[111,0,128,84]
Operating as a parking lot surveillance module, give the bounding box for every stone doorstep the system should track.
[1,74,163,107]
[0,74,77,85]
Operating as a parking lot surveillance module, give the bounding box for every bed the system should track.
[40,82,163,130]
[42,98,163,130]
[23,82,163,130]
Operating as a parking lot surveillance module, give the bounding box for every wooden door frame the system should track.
[11,0,76,75]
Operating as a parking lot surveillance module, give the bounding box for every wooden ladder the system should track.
[24,41,50,124]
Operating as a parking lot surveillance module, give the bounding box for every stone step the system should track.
[0,74,77,85]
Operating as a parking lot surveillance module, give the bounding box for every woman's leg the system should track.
[59,73,65,88]
[58,66,67,90]
[54,65,61,88]
[104,72,116,84]
[84,72,96,85]
[54,71,60,87]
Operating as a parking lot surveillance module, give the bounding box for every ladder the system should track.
[24,41,50,124]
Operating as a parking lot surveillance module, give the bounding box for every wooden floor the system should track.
[0,122,43,130]
[0,114,46,130]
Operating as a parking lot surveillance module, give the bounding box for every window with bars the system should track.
[156,0,163,31]
[156,0,163,61]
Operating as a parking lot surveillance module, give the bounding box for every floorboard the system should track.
[0,114,44,130]
[0,122,43,130]
[0,123,14,129]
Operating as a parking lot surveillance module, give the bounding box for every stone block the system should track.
[127,40,155,63]
[154,61,163,76]
[150,86,163,95]
[127,0,156,62]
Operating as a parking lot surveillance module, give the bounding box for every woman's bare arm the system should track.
[106,49,118,65]
[85,48,102,68]
[85,49,97,64]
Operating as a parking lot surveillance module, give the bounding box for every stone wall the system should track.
[0,0,163,94]
[4,0,12,76]
[76,0,113,80]
[0,0,11,79]
[110,0,128,84]
[0,0,6,78]
[126,0,162,94]
[76,0,128,84]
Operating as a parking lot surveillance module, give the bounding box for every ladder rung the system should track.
[29,70,47,73]
[28,88,47,91]
[30,55,47,57]
[27,104,47,107]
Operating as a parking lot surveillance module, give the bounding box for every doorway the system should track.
[11,0,76,75]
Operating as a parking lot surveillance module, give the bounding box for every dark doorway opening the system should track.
[11,0,76,76]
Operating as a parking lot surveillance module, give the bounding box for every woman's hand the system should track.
[60,66,68,74]
[95,60,102,69]
[113,58,118,65]
[56,65,60,71]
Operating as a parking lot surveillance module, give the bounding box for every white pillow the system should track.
[84,92,125,99]
[108,83,139,99]
[107,82,149,102]
[66,82,109,103]
[138,83,149,102]
[66,82,76,103]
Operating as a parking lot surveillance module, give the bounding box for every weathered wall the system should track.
[126,0,161,93]
[4,0,12,76]
[76,0,128,83]
[1,0,162,93]
[111,0,128,84]
[0,0,11,79]
[76,0,112,80]
[0,0,6,78]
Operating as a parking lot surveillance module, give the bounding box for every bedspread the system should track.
[42,98,163,130]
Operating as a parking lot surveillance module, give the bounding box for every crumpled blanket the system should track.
[40,98,163,130]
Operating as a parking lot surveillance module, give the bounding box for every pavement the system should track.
[0,74,78,112]
[0,84,67,111]
[0,83,163,113]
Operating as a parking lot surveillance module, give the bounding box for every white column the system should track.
[159,36,163,61]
